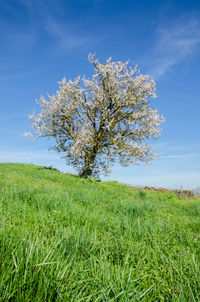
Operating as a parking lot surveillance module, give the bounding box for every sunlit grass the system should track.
[0,163,200,301]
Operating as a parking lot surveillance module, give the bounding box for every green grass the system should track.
[0,163,200,301]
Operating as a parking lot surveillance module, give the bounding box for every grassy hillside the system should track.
[0,163,200,301]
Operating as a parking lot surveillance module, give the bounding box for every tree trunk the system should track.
[79,154,96,178]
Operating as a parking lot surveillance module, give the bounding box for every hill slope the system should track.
[0,163,200,301]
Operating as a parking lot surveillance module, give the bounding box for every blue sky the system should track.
[0,0,200,189]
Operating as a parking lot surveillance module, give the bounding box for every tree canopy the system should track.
[25,54,164,178]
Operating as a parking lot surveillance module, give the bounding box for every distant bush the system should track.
[138,190,147,199]
[40,165,59,172]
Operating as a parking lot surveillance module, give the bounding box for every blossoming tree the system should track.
[25,54,164,178]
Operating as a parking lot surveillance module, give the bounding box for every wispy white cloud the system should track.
[163,153,200,160]
[18,0,92,53]
[151,140,200,152]
[151,140,200,166]
[44,18,89,53]
[145,15,200,78]
[6,31,37,49]
[0,114,27,121]
[0,0,92,54]
[0,150,59,161]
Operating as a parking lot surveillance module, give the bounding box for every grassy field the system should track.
[0,163,200,301]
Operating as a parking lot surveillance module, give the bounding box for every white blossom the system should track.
[25,54,164,177]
